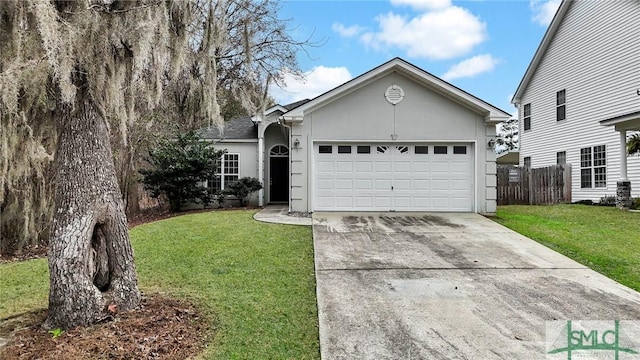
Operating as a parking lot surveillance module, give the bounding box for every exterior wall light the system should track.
[293,138,300,149]
[487,139,496,149]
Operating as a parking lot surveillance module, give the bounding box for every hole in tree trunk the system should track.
[91,224,111,292]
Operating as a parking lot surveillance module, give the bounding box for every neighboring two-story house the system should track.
[512,0,640,205]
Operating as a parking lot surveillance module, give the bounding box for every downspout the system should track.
[258,136,264,207]
[280,119,293,214]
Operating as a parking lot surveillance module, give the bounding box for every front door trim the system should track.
[268,144,289,203]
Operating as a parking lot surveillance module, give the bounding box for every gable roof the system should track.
[259,99,313,120]
[511,0,571,104]
[282,57,511,124]
[199,116,257,140]
[200,99,310,140]
[283,99,311,110]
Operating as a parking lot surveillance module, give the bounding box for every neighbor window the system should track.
[208,153,239,191]
[556,151,566,165]
[523,103,531,131]
[593,145,606,187]
[523,156,531,168]
[580,145,606,188]
[556,89,566,121]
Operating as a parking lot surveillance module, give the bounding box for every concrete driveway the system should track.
[312,212,640,359]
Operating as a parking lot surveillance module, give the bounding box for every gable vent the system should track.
[385,85,404,105]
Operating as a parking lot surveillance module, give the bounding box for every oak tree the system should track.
[1,0,313,256]
[0,0,190,329]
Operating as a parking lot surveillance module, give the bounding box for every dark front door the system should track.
[269,156,288,202]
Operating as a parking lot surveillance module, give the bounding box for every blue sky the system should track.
[270,0,562,117]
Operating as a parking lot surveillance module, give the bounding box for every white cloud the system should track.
[390,0,451,11]
[332,23,366,38]
[361,6,486,60]
[530,0,561,26]
[270,66,353,105]
[441,54,499,81]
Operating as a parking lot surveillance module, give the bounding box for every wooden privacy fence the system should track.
[497,165,572,205]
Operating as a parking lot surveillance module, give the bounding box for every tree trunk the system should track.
[45,99,141,330]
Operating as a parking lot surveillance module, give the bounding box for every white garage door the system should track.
[313,143,474,211]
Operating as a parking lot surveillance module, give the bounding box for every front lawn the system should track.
[0,210,320,359]
[494,204,640,291]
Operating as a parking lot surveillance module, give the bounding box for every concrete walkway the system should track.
[313,212,640,359]
[253,205,314,226]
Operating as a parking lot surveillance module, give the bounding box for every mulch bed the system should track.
[0,295,207,359]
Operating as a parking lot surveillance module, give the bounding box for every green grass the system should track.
[0,210,320,359]
[0,258,48,317]
[494,204,640,291]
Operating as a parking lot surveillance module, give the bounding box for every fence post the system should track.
[565,164,572,203]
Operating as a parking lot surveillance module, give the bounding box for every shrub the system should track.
[139,131,225,212]
[215,191,227,209]
[224,177,262,206]
[598,195,616,207]
[631,198,640,210]
[200,189,217,209]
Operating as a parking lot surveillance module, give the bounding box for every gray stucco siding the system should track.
[264,124,288,152]
[211,141,258,178]
[308,73,483,141]
[211,141,260,205]
[289,72,496,214]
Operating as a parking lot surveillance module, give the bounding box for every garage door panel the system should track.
[316,196,334,208]
[355,197,373,207]
[355,179,373,190]
[412,197,429,208]
[394,179,411,191]
[375,161,392,172]
[431,179,450,190]
[375,179,392,191]
[451,179,471,190]
[431,197,451,209]
[393,197,412,209]
[374,196,392,208]
[394,161,411,172]
[317,161,333,173]
[451,197,471,209]
[314,143,473,211]
[412,161,429,173]
[316,179,334,190]
[336,179,353,190]
[355,161,373,173]
[432,162,450,172]
[336,197,353,207]
[414,179,430,190]
[336,162,353,172]
[451,161,471,173]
